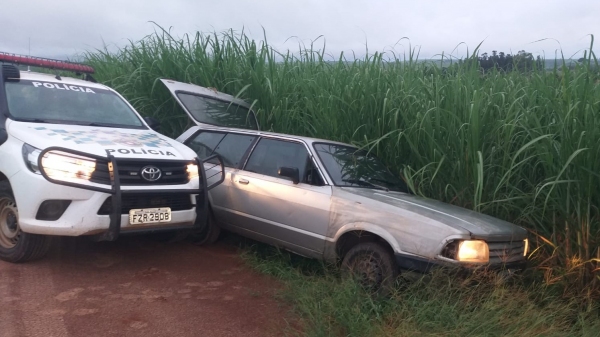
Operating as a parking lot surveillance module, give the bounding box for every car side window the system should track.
[187,132,225,159]
[187,131,257,168]
[244,138,324,185]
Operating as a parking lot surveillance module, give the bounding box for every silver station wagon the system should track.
[162,79,529,290]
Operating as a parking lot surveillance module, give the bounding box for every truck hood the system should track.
[338,187,527,240]
[8,121,196,160]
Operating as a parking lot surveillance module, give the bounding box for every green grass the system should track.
[83,26,600,297]
[242,243,600,337]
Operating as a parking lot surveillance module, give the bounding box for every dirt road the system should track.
[0,235,287,337]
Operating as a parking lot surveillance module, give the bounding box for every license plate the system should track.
[129,208,172,225]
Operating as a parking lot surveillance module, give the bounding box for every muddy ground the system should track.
[0,235,288,337]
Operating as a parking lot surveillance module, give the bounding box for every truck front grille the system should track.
[90,159,191,186]
[97,193,194,215]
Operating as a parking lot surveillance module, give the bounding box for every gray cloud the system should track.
[1,0,597,60]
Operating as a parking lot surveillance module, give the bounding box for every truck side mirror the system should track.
[2,65,20,81]
[278,167,300,184]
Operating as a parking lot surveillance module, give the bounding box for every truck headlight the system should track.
[457,240,489,263]
[42,151,96,181]
[187,163,199,180]
[23,144,97,182]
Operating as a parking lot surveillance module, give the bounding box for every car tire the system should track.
[341,242,398,295]
[0,181,52,263]
[191,210,221,246]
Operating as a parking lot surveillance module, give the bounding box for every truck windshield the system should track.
[4,79,145,128]
[314,143,409,193]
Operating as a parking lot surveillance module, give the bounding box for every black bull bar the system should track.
[37,146,224,241]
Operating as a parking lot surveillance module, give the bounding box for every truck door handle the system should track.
[238,178,249,185]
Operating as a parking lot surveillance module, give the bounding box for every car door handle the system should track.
[238,178,249,185]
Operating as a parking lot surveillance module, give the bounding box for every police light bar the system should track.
[0,52,95,74]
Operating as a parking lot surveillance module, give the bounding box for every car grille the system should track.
[97,193,194,215]
[488,241,526,264]
[90,159,191,186]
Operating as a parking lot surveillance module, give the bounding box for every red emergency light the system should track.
[0,52,95,74]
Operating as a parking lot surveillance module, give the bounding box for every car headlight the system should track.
[187,163,199,180]
[457,240,489,263]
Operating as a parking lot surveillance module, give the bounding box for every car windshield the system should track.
[314,143,409,192]
[5,79,145,128]
[176,92,259,130]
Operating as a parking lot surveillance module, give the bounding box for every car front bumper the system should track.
[395,252,527,274]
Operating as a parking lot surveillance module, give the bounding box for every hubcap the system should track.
[0,197,20,248]
[352,254,384,290]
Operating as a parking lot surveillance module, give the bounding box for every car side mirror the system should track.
[144,116,161,131]
[278,167,300,184]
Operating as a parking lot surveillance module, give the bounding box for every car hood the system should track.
[8,121,196,160]
[337,187,527,240]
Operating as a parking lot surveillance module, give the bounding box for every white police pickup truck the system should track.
[0,53,223,263]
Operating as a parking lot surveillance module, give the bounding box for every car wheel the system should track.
[341,242,398,295]
[0,181,52,263]
[191,210,221,246]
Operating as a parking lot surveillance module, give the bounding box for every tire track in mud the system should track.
[0,236,288,337]
[0,268,23,337]
[0,262,70,337]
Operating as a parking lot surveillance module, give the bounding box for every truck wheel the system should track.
[341,242,398,295]
[0,182,52,263]
[191,210,221,246]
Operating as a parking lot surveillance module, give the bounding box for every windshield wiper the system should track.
[370,178,400,187]
[341,179,388,191]
[86,122,117,127]
[76,121,143,129]
[15,117,53,124]
[370,178,411,193]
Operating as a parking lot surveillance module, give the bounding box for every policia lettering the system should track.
[106,149,176,157]
[32,81,96,93]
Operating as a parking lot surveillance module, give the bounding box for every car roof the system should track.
[193,124,357,148]
[17,71,112,90]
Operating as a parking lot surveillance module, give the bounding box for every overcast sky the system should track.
[1,0,598,61]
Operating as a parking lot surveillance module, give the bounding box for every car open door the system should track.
[160,79,259,131]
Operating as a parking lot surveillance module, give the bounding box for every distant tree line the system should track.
[476,50,544,72]
[424,50,597,77]
[448,50,545,73]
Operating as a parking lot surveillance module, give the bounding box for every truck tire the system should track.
[341,242,398,295]
[0,181,52,263]
[191,209,221,246]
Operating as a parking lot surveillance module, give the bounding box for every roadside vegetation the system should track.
[243,243,599,336]
[84,27,600,334]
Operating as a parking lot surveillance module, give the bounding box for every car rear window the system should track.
[177,93,259,130]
